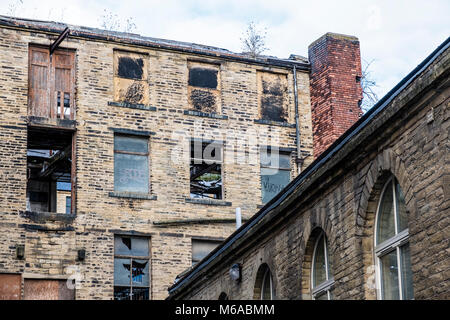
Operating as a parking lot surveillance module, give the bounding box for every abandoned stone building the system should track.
[0,14,368,300]
[168,37,450,300]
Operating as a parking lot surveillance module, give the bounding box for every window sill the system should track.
[109,192,157,200]
[253,119,296,128]
[185,198,232,206]
[184,110,228,120]
[108,101,157,111]
[21,210,76,223]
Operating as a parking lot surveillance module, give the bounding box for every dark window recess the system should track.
[261,79,287,122]
[190,140,223,200]
[260,149,291,204]
[188,68,218,89]
[114,236,150,300]
[190,89,216,113]
[114,135,149,193]
[26,127,74,214]
[117,57,144,80]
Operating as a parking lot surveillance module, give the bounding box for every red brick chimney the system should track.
[308,33,363,158]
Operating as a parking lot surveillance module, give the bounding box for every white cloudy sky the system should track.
[1,0,449,99]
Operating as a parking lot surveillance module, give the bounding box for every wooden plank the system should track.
[0,274,21,300]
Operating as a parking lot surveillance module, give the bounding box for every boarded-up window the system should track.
[260,148,291,204]
[0,274,21,300]
[114,135,149,193]
[257,71,288,122]
[190,140,223,199]
[192,239,222,265]
[114,51,149,105]
[187,61,220,113]
[23,279,75,300]
[28,46,75,119]
[114,236,150,300]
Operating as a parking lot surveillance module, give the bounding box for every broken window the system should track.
[26,127,75,214]
[190,140,223,199]
[257,71,289,122]
[191,239,222,266]
[114,236,150,300]
[260,148,291,204]
[114,50,149,105]
[114,135,149,194]
[187,61,220,113]
[28,45,75,119]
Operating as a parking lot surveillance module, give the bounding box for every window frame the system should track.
[374,176,411,300]
[260,147,292,204]
[260,267,274,300]
[311,231,334,300]
[113,134,150,194]
[189,139,224,200]
[113,235,151,300]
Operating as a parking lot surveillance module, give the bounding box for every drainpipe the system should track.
[293,65,303,174]
[235,207,242,229]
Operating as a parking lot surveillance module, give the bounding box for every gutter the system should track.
[167,36,450,297]
[293,65,303,174]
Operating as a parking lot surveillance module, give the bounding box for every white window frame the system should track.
[260,267,273,300]
[374,176,411,300]
[311,231,334,300]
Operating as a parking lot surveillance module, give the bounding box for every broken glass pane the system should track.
[114,286,131,300]
[190,161,222,199]
[132,259,149,286]
[131,287,149,300]
[114,258,131,286]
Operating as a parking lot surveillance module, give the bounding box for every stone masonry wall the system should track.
[0,25,314,299]
[174,46,449,300]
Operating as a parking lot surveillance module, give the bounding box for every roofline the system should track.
[167,35,450,297]
[0,15,310,71]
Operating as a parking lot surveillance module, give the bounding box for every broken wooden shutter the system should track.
[52,50,75,119]
[28,46,50,117]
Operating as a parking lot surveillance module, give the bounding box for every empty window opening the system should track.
[187,62,220,114]
[260,148,291,204]
[114,51,149,105]
[191,239,222,266]
[26,127,75,214]
[28,46,75,120]
[114,134,150,194]
[190,140,223,199]
[258,72,288,122]
[114,236,150,300]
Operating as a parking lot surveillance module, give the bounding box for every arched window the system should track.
[375,176,413,300]
[311,231,334,300]
[261,266,273,300]
[254,264,274,300]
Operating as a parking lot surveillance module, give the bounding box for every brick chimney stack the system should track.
[308,33,363,158]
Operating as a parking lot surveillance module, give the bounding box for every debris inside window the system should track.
[258,71,288,122]
[190,140,223,199]
[26,127,74,214]
[188,62,220,113]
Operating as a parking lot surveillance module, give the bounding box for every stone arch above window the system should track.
[300,227,334,300]
[374,176,414,300]
[253,263,275,300]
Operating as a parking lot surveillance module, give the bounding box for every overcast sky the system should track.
[1,0,449,100]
